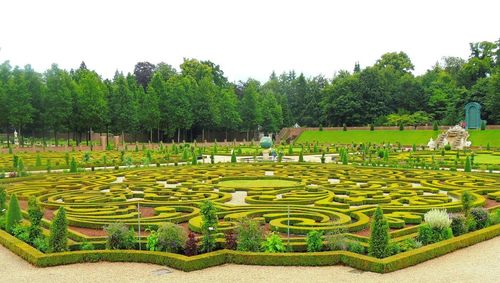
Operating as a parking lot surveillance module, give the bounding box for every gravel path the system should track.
[1,237,499,283]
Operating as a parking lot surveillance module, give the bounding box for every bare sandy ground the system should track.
[1,237,499,283]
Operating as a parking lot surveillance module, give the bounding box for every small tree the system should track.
[461,191,473,217]
[369,207,390,258]
[412,144,417,152]
[185,232,198,256]
[210,153,215,164]
[200,200,218,252]
[237,218,264,252]
[370,124,374,131]
[306,230,324,252]
[342,123,347,131]
[262,232,285,253]
[48,207,68,252]
[480,120,486,130]
[399,122,404,131]
[288,144,293,155]
[320,153,325,164]
[6,194,22,233]
[224,230,237,250]
[27,197,43,243]
[464,156,472,172]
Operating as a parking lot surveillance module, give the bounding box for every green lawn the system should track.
[468,130,500,147]
[218,179,300,188]
[296,129,500,147]
[295,130,438,145]
[474,153,500,164]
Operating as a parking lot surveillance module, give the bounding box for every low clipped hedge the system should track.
[1,224,499,273]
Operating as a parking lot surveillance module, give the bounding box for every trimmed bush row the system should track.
[1,224,499,273]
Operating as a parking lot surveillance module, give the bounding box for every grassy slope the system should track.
[296,129,500,147]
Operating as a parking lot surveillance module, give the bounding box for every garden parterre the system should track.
[1,163,498,245]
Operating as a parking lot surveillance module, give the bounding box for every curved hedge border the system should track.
[1,224,499,273]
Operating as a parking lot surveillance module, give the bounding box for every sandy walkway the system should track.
[1,237,499,283]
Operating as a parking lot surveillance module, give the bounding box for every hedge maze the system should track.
[2,164,498,247]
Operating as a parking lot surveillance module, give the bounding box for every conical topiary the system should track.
[48,207,68,252]
[6,194,23,233]
[369,206,390,258]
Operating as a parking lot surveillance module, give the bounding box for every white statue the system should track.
[13,130,19,145]
[427,138,436,150]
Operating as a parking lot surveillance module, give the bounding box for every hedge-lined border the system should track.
[1,224,499,273]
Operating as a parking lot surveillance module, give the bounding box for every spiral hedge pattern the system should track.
[2,163,498,236]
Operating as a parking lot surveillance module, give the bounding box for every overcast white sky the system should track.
[0,0,498,82]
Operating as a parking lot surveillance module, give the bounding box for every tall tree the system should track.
[6,67,34,145]
[109,72,138,142]
[44,64,73,145]
[239,79,262,140]
[164,75,194,142]
[76,70,108,144]
[134,61,156,90]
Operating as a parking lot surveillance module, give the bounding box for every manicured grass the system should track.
[473,153,500,164]
[218,179,300,188]
[468,130,500,147]
[296,129,500,147]
[296,130,438,145]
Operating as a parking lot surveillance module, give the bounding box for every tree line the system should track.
[0,39,498,145]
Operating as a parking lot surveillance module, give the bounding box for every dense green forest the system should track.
[0,39,498,144]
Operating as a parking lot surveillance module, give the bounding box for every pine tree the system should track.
[48,207,68,252]
[6,194,22,233]
[369,207,390,258]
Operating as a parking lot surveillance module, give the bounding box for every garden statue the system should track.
[427,138,436,150]
[13,130,19,146]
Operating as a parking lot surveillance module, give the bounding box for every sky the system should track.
[0,0,499,83]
